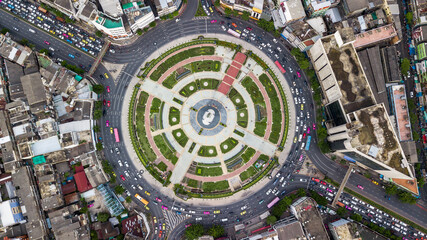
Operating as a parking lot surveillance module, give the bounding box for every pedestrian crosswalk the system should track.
[163,209,190,231]
[193,16,210,20]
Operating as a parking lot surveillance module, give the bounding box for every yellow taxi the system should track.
[213,210,220,214]
[372,180,379,185]
[153,217,157,223]
[110,127,113,134]
[112,172,116,177]
[104,73,109,79]
[49,30,56,34]
[89,37,95,41]
[294,137,297,143]
[68,32,74,37]
[145,205,150,210]
[236,29,241,34]
[301,104,304,110]
[209,7,213,13]
[240,211,246,215]
[145,191,151,196]
[82,39,88,44]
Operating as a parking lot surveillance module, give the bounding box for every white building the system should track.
[122,2,155,32]
[220,0,264,20]
[92,14,130,39]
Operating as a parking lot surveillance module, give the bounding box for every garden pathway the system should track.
[170,142,200,184]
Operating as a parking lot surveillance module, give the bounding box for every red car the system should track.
[107,101,111,107]
[246,27,252,31]
[44,40,50,45]
[106,86,110,93]
[158,231,162,238]
[103,99,106,105]
[303,133,306,138]
[320,181,326,185]
[313,123,316,130]
[120,175,126,181]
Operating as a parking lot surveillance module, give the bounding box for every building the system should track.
[220,0,264,20]
[303,0,333,17]
[277,0,306,26]
[20,72,48,114]
[154,0,181,17]
[0,199,25,230]
[74,170,93,193]
[388,85,412,142]
[281,18,324,52]
[273,215,307,239]
[341,0,384,17]
[0,34,32,66]
[380,45,401,83]
[121,215,145,238]
[98,0,123,19]
[47,204,90,240]
[308,31,418,194]
[92,14,129,39]
[122,2,155,33]
[290,197,329,240]
[12,167,49,239]
[97,184,124,217]
[329,219,388,240]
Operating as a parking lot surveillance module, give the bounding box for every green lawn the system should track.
[150,98,162,113]
[172,129,189,147]
[259,74,282,144]
[196,166,223,176]
[239,166,257,181]
[198,145,218,157]
[254,119,267,137]
[241,147,256,163]
[199,79,220,90]
[237,108,248,128]
[168,107,180,126]
[228,88,246,109]
[202,180,229,192]
[162,73,178,89]
[241,77,265,106]
[157,161,168,171]
[187,178,199,188]
[150,46,215,81]
[192,60,221,72]
[135,92,157,161]
[179,81,198,97]
[220,138,239,154]
[153,134,178,165]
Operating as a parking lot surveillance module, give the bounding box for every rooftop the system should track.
[348,104,412,176]
[390,85,412,141]
[98,0,123,18]
[0,34,31,66]
[274,216,306,240]
[353,24,397,49]
[121,215,144,237]
[290,197,329,240]
[30,136,62,156]
[74,171,93,193]
[20,72,47,106]
[280,0,306,22]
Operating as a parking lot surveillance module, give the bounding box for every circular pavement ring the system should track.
[122,33,297,203]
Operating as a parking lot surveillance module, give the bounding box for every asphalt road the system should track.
[2,0,426,238]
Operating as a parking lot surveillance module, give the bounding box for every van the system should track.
[221,218,228,222]
[29,28,36,33]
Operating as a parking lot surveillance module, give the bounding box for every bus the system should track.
[227,28,241,38]
[135,194,149,205]
[267,197,280,208]
[305,135,311,150]
[114,128,120,143]
[274,61,286,73]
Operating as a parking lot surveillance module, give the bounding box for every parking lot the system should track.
[0,0,104,65]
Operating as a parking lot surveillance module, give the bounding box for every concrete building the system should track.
[281,17,325,52]
[290,197,329,240]
[389,85,412,142]
[12,166,49,240]
[329,219,388,240]
[122,2,155,33]
[47,204,90,240]
[0,34,32,66]
[277,0,306,25]
[154,0,181,17]
[220,0,264,20]
[303,0,334,17]
[308,31,418,194]
[0,199,25,230]
[92,14,129,39]
[98,0,123,19]
[273,215,307,239]
[341,0,384,17]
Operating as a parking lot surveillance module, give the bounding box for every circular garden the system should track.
[129,38,289,198]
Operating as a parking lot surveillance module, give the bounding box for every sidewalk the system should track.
[120,33,296,206]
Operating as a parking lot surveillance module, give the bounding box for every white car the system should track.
[221,25,226,31]
[189,210,196,214]
[125,161,129,167]
[241,205,247,210]
[266,189,272,195]
[196,217,202,221]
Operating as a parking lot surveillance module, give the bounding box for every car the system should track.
[372,180,379,185]
[115,147,120,154]
[124,171,130,177]
[145,191,151,196]
[357,185,364,190]
[105,120,109,127]
[410,91,414,98]
[99,74,104,80]
[49,47,55,51]
[131,185,136,190]
[301,104,304,110]
[110,127,113,134]
[68,54,75,58]
[107,101,110,107]
[293,137,297,143]
[195,217,202,221]
[104,73,109,79]
[236,29,241,34]
[266,189,272,195]
[120,175,126,181]
[124,161,129,167]
[232,22,237,27]
[221,25,227,31]
[307,127,310,134]
[313,123,316,130]
[203,211,210,215]
[297,71,301,77]
[43,40,50,45]
[210,19,217,23]
[303,133,306,139]
[246,27,252,31]
[156,197,162,202]
[137,173,142,178]
[138,185,143,190]
[209,7,213,12]
[241,205,247,210]
[213,210,220,214]
[240,211,246,215]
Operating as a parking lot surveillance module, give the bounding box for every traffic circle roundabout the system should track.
[128,38,291,198]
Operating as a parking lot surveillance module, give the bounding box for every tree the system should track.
[207,225,224,238]
[214,0,220,7]
[296,188,306,197]
[185,224,204,240]
[242,11,250,21]
[98,212,110,222]
[350,213,363,222]
[96,142,103,151]
[336,207,346,217]
[418,177,425,188]
[110,175,116,184]
[94,109,102,119]
[93,125,101,132]
[310,190,328,206]
[149,21,156,28]
[224,8,233,17]
[144,27,149,32]
[90,230,98,240]
[115,185,125,195]
[136,29,143,35]
[20,38,29,46]
[1,28,9,34]
[385,184,398,195]
[92,84,105,94]
[125,196,132,203]
[266,215,277,225]
[95,30,104,38]
[80,206,88,213]
[400,58,410,75]
[257,19,275,32]
[397,191,417,204]
[39,49,49,55]
[406,12,413,25]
